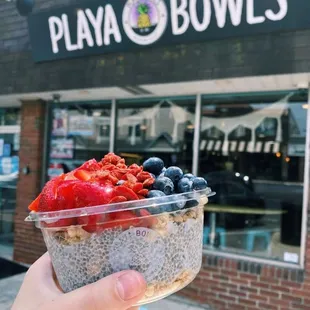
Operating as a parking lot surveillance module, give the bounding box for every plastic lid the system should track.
[25,188,215,223]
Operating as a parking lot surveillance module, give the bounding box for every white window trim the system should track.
[299,83,310,269]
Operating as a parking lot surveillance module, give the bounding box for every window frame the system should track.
[43,89,309,269]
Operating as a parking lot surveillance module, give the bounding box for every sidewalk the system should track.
[0,272,210,310]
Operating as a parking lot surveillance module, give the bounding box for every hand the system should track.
[12,253,146,310]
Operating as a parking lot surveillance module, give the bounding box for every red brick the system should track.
[240,285,258,294]
[281,294,303,304]
[248,293,268,302]
[232,277,249,285]
[239,273,258,281]
[291,289,309,297]
[258,302,278,310]
[229,289,247,298]
[218,293,236,302]
[269,298,290,307]
[270,284,291,293]
[238,297,256,306]
[260,289,280,299]
[260,276,280,285]
[281,280,302,289]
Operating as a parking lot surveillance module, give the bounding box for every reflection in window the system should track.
[116,98,196,172]
[47,103,111,180]
[200,93,306,265]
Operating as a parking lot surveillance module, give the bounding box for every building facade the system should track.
[1,0,310,309]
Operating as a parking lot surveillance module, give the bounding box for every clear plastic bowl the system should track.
[26,188,214,305]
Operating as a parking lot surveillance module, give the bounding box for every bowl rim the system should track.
[25,188,215,222]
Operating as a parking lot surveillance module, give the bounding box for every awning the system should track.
[200,139,280,154]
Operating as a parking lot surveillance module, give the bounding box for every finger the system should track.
[49,270,146,310]
[26,252,62,295]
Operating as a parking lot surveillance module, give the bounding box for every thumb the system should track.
[48,270,146,310]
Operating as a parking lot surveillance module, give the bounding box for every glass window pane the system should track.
[116,97,196,172]
[47,102,111,180]
[0,108,20,250]
[201,94,306,265]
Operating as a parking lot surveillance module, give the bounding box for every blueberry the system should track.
[164,166,183,184]
[146,190,172,214]
[192,177,208,190]
[117,180,125,185]
[150,173,156,179]
[153,177,174,195]
[177,178,193,193]
[156,167,166,178]
[143,157,164,175]
[170,195,186,210]
[147,190,165,198]
[183,173,195,180]
[185,199,199,208]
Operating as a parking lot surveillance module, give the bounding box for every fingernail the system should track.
[116,271,144,300]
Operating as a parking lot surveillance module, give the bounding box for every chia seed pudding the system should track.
[41,204,205,305]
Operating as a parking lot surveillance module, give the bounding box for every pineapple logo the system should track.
[123,0,168,46]
[137,3,151,29]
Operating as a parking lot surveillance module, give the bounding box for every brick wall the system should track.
[180,237,310,310]
[13,100,47,264]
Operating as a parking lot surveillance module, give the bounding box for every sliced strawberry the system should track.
[143,178,155,188]
[132,183,143,193]
[78,213,114,233]
[64,172,77,181]
[139,209,157,227]
[43,218,76,228]
[114,186,139,201]
[28,194,41,212]
[109,196,127,203]
[56,180,79,210]
[99,211,140,230]
[38,176,65,212]
[138,195,146,200]
[137,189,148,196]
[72,182,114,209]
[74,169,92,181]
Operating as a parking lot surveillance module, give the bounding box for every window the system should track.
[46,102,111,180]
[0,108,21,248]
[116,97,196,172]
[201,93,306,265]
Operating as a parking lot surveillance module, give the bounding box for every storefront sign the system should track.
[27,0,310,62]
